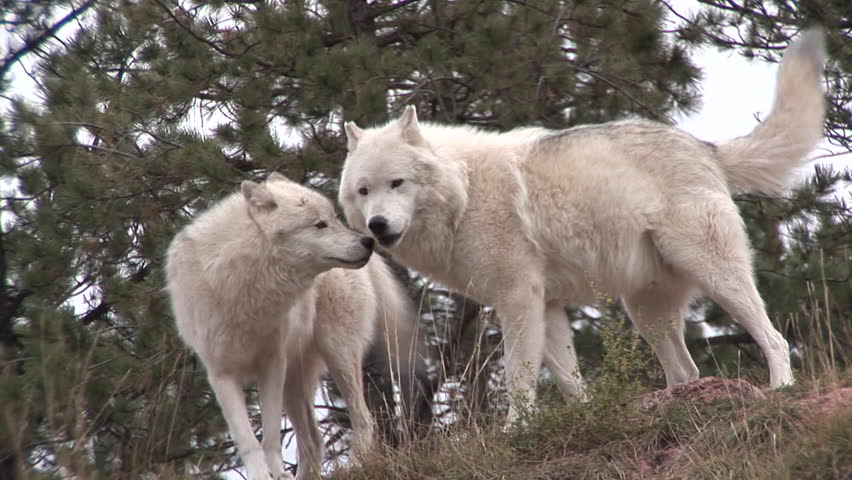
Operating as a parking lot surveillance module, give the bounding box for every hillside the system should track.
[332,372,852,480]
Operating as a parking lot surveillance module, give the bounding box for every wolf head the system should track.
[340,106,465,250]
[241,172,374,270]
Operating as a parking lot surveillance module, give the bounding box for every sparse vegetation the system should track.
[332,298,852,480]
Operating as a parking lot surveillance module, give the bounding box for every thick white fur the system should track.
[340,29,825,424]
[165,174,418,479]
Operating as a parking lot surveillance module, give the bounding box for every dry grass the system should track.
[331,373,850,480]
[332,288,852,480]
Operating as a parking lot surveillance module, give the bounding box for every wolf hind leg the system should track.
[543,304,587,401]
[320,342,375,463]
[283,358,323,480]
[652,196,793,388]
[623,279,699,388]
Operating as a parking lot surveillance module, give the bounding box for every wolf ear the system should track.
[267,172,291,183]
[344,122,363,152]
[398,105,425,146]
[241,180,277,210]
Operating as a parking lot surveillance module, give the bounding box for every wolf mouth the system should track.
[326,254,371,266]
[377,232,401,247]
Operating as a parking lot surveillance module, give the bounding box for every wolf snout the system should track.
[367,216,402,247]
[360,236,375,250]
[368,215,388,235]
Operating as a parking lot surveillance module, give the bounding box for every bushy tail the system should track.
[717,27,826,194]
[367,258,434,439]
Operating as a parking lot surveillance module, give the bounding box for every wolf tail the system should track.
[716,27,826,195]
[367,258,434,439]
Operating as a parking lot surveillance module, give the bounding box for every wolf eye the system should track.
[358,187,368,196]
[390,178,404,189]
[314,221,328,229]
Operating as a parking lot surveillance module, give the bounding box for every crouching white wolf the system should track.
[165,173,419,479]
[339,29,825,424]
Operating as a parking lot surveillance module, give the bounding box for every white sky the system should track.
[675,44,850,177]
[675,48,776,141]
[668,0,850,176]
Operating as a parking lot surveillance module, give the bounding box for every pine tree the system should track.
[11,0,832,477]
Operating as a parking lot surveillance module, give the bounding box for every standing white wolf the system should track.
[339,29,825,423]
[165,173,419,480]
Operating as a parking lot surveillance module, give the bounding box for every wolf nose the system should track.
[360,236,375,250]
[368,216,388,235]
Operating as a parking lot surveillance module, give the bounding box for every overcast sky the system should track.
[675,48,776,141]
[675,40,850,176]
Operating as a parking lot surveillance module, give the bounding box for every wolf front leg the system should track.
[496,282,547,426]
[258,358,293,480]
[207,372,277,480]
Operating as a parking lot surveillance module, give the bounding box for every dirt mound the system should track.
[632,377,768,476]
[636,376,767,412]
[798,386,852,420]
[632,378,852,477]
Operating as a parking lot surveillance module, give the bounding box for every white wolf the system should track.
[165,173,418,480]
[339,29,825,423]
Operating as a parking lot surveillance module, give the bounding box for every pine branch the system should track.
[152,0,257,59]
[368,0,421,19]
[570,64,665,121]
[0,0,96,82]
[79,265,150,326]
[0,227,28,350]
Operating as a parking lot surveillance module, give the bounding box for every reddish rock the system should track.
[627,379,852,479]
[636,376,767,412]
[798,386,852,420]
